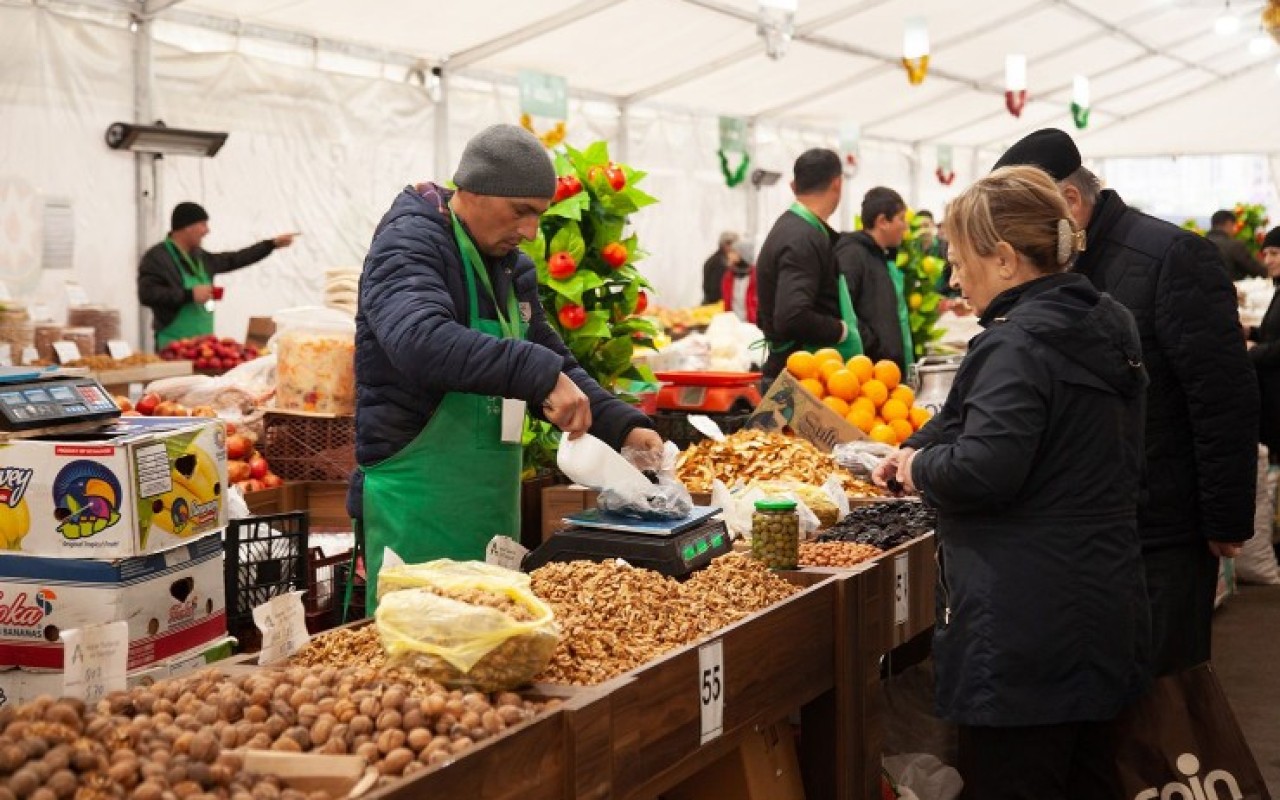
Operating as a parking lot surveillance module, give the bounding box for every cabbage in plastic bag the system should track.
[375,560,559,691]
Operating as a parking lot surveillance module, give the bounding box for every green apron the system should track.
[158,239,214,349]
[765,203,863,361]
[886,257,916,370]
[358,209,527,611]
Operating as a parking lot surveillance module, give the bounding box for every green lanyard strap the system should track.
[449,206,522,340]
[163,238,209,283]
[789,202,827,235]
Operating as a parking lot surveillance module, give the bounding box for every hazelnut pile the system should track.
[798,541,884,568]
[530,554,801,685]
[0,663,548,798]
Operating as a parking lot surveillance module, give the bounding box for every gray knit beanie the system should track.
[453,124,557,199]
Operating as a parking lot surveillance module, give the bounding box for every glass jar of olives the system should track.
[751,498,800,569]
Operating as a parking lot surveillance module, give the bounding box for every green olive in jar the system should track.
[751,499,799,569]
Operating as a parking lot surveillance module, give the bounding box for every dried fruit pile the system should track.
[676,429,886,498]
[817,500,937,550]
[798,541,884,568]
[0,663,548,797]
[530,554,799,685]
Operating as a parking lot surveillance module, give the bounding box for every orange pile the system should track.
[786,350,934,445]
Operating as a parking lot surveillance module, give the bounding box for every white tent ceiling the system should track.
[151,0,1280,157]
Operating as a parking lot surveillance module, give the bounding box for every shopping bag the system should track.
[1114,662,1270,800]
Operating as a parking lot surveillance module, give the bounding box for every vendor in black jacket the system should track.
[756,148,856,380]
[352,125,660,607]
[876,166,1150,800]
[136,202,295,349]
[1246,227,1280,458]
[835,187,913,371]
[995,128,1258,678]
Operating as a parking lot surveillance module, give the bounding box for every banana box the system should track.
[0,534,226,670]
[0,417,227,558]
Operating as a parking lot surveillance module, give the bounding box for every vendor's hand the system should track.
[1208,540,1243,559]
[872,447,916,493]
[191,285,213,303]
[273,233,299,248]
[543,373,592,437]
[623,427,663,453]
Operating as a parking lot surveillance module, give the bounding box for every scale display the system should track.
[0,377,120,431]
[524,507,733,579]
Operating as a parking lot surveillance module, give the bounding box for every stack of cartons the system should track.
[0,416,230,704]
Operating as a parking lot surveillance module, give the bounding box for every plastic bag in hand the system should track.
[598,441,694,520]
[833,441,898,480]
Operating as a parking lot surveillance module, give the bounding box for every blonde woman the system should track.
[875,166,1150,800]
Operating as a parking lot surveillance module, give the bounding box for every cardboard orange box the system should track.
[748,370,865,452]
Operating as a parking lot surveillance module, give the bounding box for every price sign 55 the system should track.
[698,639,724,744]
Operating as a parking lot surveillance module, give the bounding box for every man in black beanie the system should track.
[137,202,296,348]
[995,129,1259,681]
[351,124,660,604]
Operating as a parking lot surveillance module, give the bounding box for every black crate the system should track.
[303,546,368,634]
[224,511,309,652]
[652,411,753,450]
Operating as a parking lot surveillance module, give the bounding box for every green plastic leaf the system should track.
[592,218,626,250]
[549,221,586,264]
[622,184,658,210]
[576,313,612,339]
[547,272,585,305]
[583,141,610,166]
[544,192,588,221]
[920,294,940,314]
[520,227,547,270]
[598,335,634,374]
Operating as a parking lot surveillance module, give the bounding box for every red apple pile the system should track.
[159,334,260,373]
[117,394,217,418]
[226,429,283,494]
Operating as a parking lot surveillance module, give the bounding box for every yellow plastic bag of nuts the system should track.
[375,560,559,692]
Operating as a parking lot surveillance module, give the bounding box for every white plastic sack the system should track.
[1236,445,1280,585]
[883,754,963,800]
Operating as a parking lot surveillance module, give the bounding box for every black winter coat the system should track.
[906,273,1150,727]
[1247,280,1280,455]
[136,238,275,332]
[756,208,845,379]
[1206,229,1266,281]
[835,231,907,370]
[1071,191,1258,549]
[349,184,652,517]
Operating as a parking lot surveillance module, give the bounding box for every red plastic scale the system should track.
[654,371,762,414]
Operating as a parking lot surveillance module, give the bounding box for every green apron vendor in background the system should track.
[352,124,662,611]
[137,202,297,350]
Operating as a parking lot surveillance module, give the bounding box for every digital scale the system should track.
[654,371,762,414]
[0,368,121,437]
[523,505,734,579]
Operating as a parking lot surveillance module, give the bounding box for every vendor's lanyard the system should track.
[162,238,209,282]
[789,202,827,236]
[449,207,521,340]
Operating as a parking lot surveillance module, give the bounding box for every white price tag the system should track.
[107,340,133,360]
[894,553,910,627]
[52,341,81,364]
[20,347,39,366]
[0,344,12,368]
[65,282,89,307]
[698,639,724,744]
[485,535,529,570]
[252,591,311,665]
[62,621,129,704]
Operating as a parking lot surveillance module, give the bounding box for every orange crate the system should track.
[262,411,356,482]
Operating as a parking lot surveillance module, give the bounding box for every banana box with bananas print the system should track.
[0,417,228,558]
[0,533,226,670]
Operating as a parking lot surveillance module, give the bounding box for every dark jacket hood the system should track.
[982,272,1146,398]
[845,230,898,262]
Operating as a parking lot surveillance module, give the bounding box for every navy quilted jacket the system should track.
[348,184,651,517]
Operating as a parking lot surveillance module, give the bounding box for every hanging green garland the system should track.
[718,149,751,188]
[1071,102,1090,130]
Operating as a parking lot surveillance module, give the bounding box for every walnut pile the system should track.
[676,429,886,497]
[0,664,549,798]
[530,554,800,685]
[292,625,385,670]
[798,541,883,568]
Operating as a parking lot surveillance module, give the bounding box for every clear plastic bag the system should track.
[833,441,898,480]
[272,306,356,414]
[375,560,559,691]
[598,441,694,520]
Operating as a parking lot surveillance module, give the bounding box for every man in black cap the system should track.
[352,124,660,605]
[994,128,1259,678]
[137,202,296,349]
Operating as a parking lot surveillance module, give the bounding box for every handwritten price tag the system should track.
[62,621,129,703]
[107,340,133,360]
[698,639,724,744]
[52,341,81,365]
[485,536,529,571]
[252,591,311,665]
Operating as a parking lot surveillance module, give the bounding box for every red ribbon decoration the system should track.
[1005,90,1027,118]
[935,167,956,186]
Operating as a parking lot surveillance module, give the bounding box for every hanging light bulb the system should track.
[758,0,798,60]
[1216,2,1241,36]
[1250,35,1274,55]
[1005,54,1028,118]
[902,17,930,85]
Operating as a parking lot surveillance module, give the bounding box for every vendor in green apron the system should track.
[352,124,662,609]
[835,187,915,372]
[137,202,296,349]
[756,148,861,382]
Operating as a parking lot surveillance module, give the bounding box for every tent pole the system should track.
[745,120,759,247]
[616,102,630,164]
[433,67,451,181]
[133,13,160,352]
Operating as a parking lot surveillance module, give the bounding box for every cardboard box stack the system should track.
[0,416,231,704]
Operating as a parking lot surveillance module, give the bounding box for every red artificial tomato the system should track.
[548,252,577,279]
[553,174,583,203]
[634,291,648,315]
[601,242,628,268]
[558,304,587,330]
[605,164,626,191]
